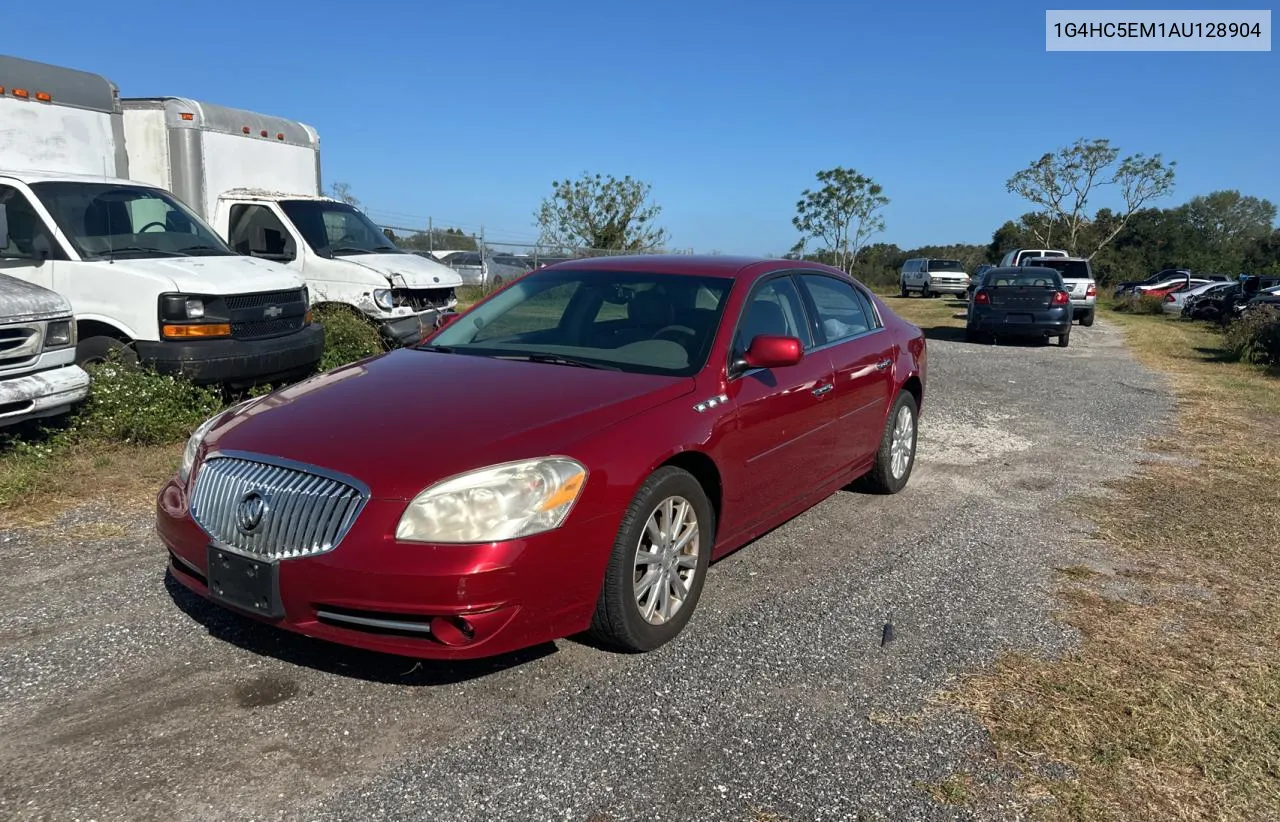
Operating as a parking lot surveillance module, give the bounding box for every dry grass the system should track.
[875,290,968,329]
[0,441,181,529]
[940,309,1280,820]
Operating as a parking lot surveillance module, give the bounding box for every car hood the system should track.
[201,348,695,500]
[0,273,71,322]
[112,255,305,294]
[337,252,465,289]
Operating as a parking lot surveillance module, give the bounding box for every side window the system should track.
[798,274,873,343]
[734,276,813,354]
[852,285,882,329]
[228,204,295,262]
[0,185,58,261]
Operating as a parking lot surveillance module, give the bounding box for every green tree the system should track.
[791,167,888,272]
[328,182,360,206]
[395,227,478,253]
[1006,138,1176,259]
[534,172,669,252]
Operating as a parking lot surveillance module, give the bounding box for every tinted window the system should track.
[927,259,965,272]
[985,269,1064,288]
[1028,259,1090,279]
[734,276,812,353]
[798,274,873,342]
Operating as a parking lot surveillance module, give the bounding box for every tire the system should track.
[76,335,138,368]
[900,281,909,298]
[921,284,932,299]
[590,466,714,653]
[1057,332,1070,347]
[1079,310,1095,327]
[864,391,919,495]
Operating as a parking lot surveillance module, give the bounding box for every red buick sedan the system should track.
[157,255,927,660]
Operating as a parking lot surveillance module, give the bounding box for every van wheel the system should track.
[900,282,909,298]
[77,336,138,369]
[921,285,932,298]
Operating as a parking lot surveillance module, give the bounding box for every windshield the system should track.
[278,200,403,257]
[927,259,965,272]
[984,269,1064,288]
[426,269,735,376]
[30,182,235,260]
[1027,259,1090,279]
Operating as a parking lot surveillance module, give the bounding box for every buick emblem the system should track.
[263,305,283,319]
[236,490,270,534]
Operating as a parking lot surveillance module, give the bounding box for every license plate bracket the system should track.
[206,545,283,619]
[1005,313,1033,324]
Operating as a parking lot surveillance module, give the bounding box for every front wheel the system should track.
[900,281,909,298]
[864,391,919,495]
[76,335,138,369]
[590,467,714,652]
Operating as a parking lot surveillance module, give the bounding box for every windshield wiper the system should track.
[369,245,400,252]
[177,245,231,256]
[94,247,186,260]
[504,352,619,370]
[326,246,373,256]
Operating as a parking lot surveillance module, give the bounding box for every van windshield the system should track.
[30,182,236,260]
[927,259,965,272]
[279,200,403,257]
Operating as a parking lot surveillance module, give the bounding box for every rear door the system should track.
[794,272,896,469]
[719,273,839,528]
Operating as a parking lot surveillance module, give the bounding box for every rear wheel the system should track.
[1057,332,1071,347]
[900,281,909,298]
[864,391,919,495]
[590,467,714,652]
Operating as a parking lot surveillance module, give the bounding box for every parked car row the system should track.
[1177,276,1280,323]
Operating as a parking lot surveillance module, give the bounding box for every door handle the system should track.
[875,359,892,370]
[812,383,833,397]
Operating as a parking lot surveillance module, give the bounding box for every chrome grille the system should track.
[189,454,368,560]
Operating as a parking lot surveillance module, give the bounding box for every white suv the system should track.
[1024,256,1097,326]
[899,258,970,297]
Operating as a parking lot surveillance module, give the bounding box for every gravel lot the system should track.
[0,314,1172,822]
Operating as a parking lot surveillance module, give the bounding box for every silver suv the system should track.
[1023,256,1096,326]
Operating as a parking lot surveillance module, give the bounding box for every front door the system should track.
[795,273,897,469]
[718,274,839,531]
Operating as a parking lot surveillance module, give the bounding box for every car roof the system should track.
[546,254,845,280]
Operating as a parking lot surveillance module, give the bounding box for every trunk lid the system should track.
[986,285,1059,309]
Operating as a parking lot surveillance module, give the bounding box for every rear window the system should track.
[1027,259,1090,279]
[927,259,965,272]
[985,270,1063,288]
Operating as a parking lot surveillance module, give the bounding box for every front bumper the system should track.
[0,363,91,428]
[136,324,325,387]
[928,280,969,294]
[377,309,446,347]
[156,477,616,660]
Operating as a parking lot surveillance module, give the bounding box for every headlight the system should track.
[43,319,75,349]
[395,457,587,544]
[178,413,221,483]
[373,289,395,310]
[177,398,259,482]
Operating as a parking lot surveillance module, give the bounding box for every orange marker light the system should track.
[35,91,51,102]
[162,323,232,339]
[180,112,194,120]
[13,88,29,98]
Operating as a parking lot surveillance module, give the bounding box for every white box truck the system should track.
[0,54,324,387]
[119,97,463,346]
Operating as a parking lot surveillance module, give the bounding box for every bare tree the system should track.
[328,182,360,206]
[1006,138,1176,259]
[535,172,669,253]
[792,167,889,272]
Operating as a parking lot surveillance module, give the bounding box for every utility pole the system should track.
[427,217,433,252]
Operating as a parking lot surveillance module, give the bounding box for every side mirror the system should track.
[742,334,803,369]
[0,204,8,249]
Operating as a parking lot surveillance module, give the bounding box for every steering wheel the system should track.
[652,324,697,345]
[137,221,167,233]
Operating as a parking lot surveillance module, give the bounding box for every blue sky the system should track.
[12,0,1277,253]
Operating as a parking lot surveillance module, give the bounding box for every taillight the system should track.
[1165,293,1176,302]
[1086,284,1097,297]
[974,289,990,305]
[1050,291,1069,305]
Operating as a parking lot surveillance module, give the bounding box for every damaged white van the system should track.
[0,273,90,428]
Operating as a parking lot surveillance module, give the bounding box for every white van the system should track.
[899,258,970,297]
[0,54,323,386]
[119,97,464,346]
[0,273,90,428]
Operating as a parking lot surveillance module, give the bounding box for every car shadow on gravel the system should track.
[163,571,557,684]
[919,324,1063,347]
